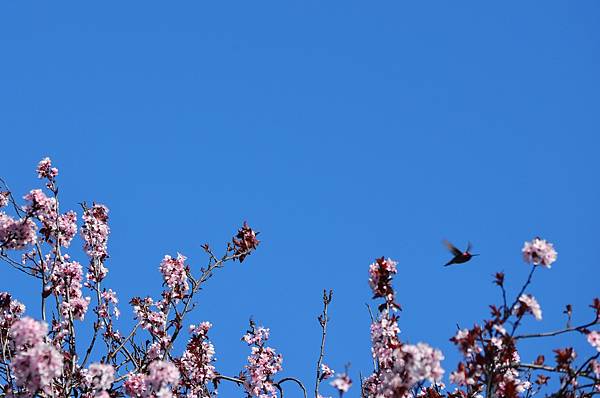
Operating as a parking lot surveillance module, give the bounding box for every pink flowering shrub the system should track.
[0,158,598,398]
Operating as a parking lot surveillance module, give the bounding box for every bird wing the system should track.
[444,258,457,267]
[443,240,462,256]
[467,241,472,252]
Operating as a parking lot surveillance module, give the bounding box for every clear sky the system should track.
[1,2,599,396]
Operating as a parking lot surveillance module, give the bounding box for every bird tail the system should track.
[444,260,455,267]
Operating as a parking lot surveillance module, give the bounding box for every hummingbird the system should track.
[443,240,479,266]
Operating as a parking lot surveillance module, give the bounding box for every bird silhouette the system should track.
[443,240,479,266]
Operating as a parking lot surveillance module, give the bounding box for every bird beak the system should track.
[471,254,480,256]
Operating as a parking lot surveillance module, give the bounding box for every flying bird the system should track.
[443,240,479,267]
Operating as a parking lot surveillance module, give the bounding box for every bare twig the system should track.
[278,377,308,398]
[514,319,598,340]
[315,289,333,398]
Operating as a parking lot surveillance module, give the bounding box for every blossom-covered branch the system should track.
[0,159,598,398]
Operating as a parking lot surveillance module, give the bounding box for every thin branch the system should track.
[213,374,244,385]
[278,377,308,398]
[315,289,333,398]
[514,319,598,340]
[506,265,537,320]
[106,323,140,362]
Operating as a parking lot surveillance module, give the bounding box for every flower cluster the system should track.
[83,363,115,395]
[446,243,560,398]
[369,343,444,398]
[232,221,260,262]
[148,360,180,390]
[243,326,270,346]
[51,257,91,321]
[159,254,189,301]
[0,292,25,330]
[57,210,78,247]
[588,331,600,352]
[450,325,531,397]
[320,364,334,380]
[242,324,283,398]
[36,157,59,180]
[2,159,599,398]
[99,288,120,319]
[398,343,445,385]
[330,373,352,394]
[9,317,47,349]
[522,237,557,268]
[82,204,110,263]
[365,257,444,398]
[10,317,62,397]
[124,372,147,397]
[368,257,400,310]
[0,191,10,207]
[513,294,543,321]
[176,321,217,397]
[23,189,57,223]
[22,188,78,248]
[371,316,401,367]
[0,213,37,250]
[131,297,168,337]
[124,361,180,398]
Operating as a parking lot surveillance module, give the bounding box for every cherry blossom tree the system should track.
[0,158,598,398]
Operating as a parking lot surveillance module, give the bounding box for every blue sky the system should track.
[1,2,599,396]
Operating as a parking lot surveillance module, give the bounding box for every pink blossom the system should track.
[51,258,86,296]
[0,292,26,328]
[57,210,77,247]
[362,374,380,398]
[81,204,110,262]
[449,367,474,386]
[368,257,397,299]
[147,341,163,360]
[396,343,445,385]
[102,289,118,304]
[371,316,401,367]
[522,237,557,268]
[36,157,58,180]
[514,294,543,321]
[99,289,120,320]
[320,363,334,380]
[232,221,260,262]
[159,254,189,300]
[189,321,212,335]
[330,373,352,394]
[140,311,166,335]
[124,373,147,397]
[60,296,91,321]
[591,359,600,376]
[84,363,115,391]
[242,325,283,398]
[0,213,37,250]
[368,342,444,398]
[588,331,600,352]
[243,326,270,346]
[451,327,482,355]
[23,189,56,222]
[10,317,47,348]
[0,191,9,207]
[178,321,217,394]
[131,297,168,337]
[12,342,62,397]
[495,368,531,397]
[493,324,507,336]
[146,360,180,397]
[52,258,90,320]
